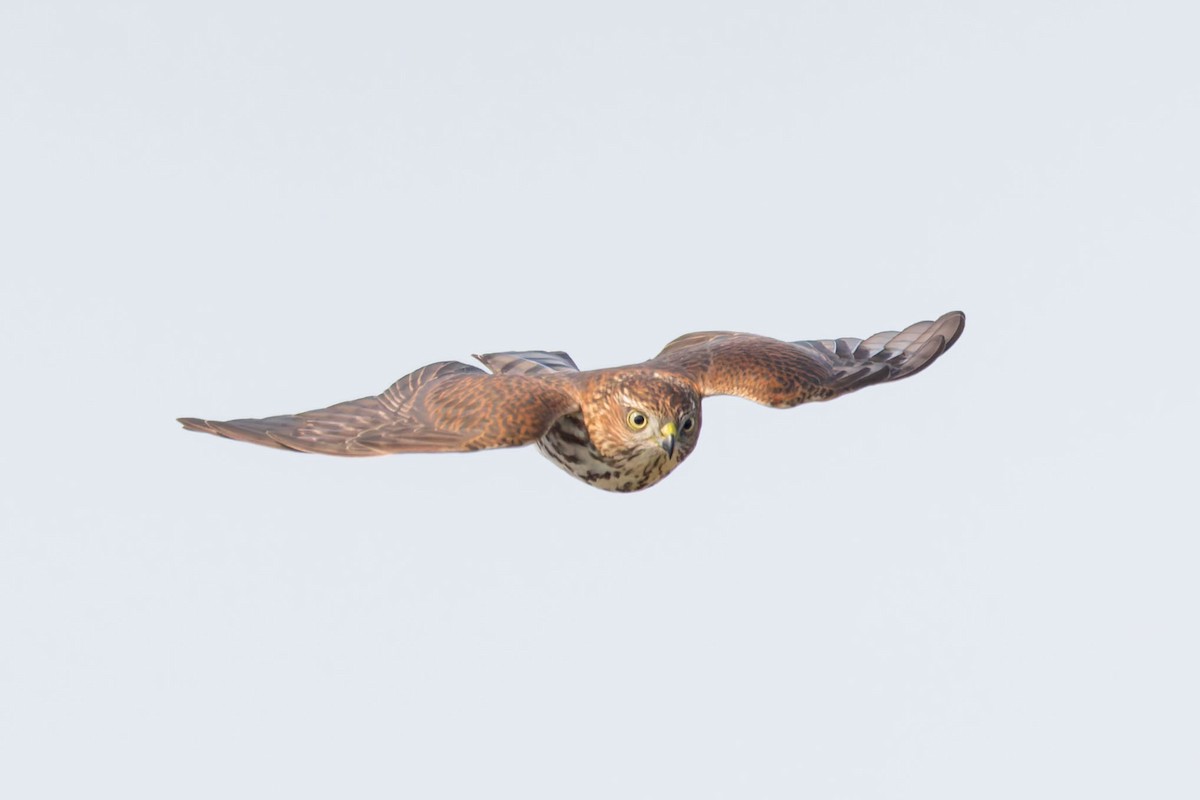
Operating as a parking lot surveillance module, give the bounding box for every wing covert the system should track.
[474,350,580,376]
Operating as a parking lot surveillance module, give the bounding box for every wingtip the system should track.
[937,310,966,351]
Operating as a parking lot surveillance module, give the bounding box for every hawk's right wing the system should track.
[179,360,579,455]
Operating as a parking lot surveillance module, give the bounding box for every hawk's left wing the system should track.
[650,311,964,408]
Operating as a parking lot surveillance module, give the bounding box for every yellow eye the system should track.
[627,410,648,430]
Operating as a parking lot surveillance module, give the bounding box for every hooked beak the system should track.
[659,421,677,458]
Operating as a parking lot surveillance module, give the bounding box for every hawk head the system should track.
[582,372,702,468]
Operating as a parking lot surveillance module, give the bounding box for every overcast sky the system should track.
[2,2,1197,798]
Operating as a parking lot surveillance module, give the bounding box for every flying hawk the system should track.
[180,311,965,492]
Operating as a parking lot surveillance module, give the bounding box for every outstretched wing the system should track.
[651,311,965,408]
[178,360,579,456]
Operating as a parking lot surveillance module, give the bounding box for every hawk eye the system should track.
[627,411,648,430]
[681,417,694,431]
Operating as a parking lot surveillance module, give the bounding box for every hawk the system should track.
[179,311,965,492]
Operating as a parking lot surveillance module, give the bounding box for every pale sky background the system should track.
[1,2,1197,798]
